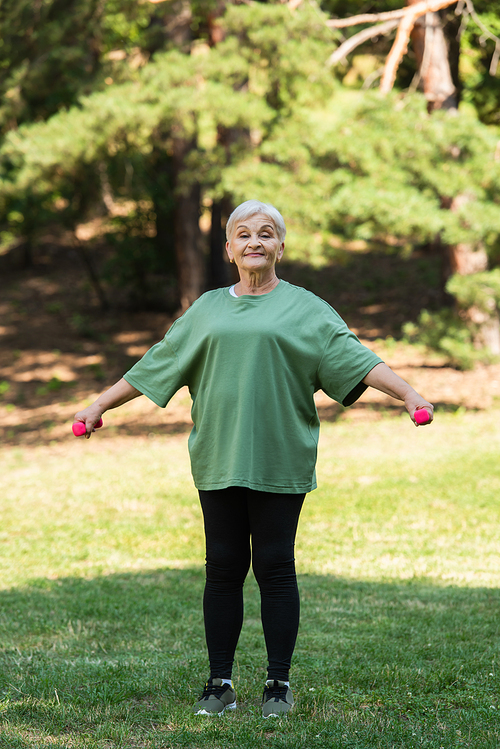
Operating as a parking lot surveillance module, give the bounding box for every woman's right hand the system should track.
[73,405,104,439]
[73,378,142,439]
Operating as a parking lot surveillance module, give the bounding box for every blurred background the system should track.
[1,0,500,442]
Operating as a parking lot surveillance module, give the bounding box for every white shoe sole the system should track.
[263,712,289,718]
[195,701,236,716]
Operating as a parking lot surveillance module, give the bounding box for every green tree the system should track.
[318,0,500,359]
[0,2,333,308]
[2,0,500,352]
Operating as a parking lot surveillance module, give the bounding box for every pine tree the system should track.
[1,0,500,351]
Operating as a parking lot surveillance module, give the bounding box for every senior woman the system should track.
[74,200,433,718]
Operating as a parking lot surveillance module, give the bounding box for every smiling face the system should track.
[226,213,284,274]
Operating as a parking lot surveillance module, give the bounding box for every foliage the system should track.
[1,0,500,316]
[447,268,500,313]
[403,308,487,369]
[319,0,500,127]
[403,269,500,369]
[222,89,500,262]
[0,0,161,132]
[459,1,500,125]
[0,2,334,273]
[103,205,179,310]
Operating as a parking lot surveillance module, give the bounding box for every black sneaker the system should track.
[261,679,294,718]
[193,677,236,716]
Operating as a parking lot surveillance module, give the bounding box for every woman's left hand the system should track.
[405,397,434,426]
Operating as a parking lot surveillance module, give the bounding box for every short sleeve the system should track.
[123,335,186,408]
[317,327,382,407]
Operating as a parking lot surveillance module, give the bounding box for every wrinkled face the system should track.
[226,213,284,274]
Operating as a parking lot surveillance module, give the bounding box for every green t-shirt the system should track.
[124,280,382,494]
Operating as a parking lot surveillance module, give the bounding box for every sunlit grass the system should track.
[1,409,500,747]
[0,434,202,585]
[307,411,500,584]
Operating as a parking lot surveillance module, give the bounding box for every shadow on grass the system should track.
[1,569,500,747]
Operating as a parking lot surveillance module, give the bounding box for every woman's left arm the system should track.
[362,363,434,425]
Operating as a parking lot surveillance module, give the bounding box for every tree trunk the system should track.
[163,0,193,49]
[207,124,240,289]
[207,1,228,45]
[23,236,34,268]
[172,136,205,312]
[408,0,458,111]
[72,236,110,312]
[208,200,228,288]
[150,149,176,269]
[406,2,500,353]
[445,195,500,353]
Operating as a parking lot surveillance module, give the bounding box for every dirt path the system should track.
[3,320,500,447]
[2,263,500,447]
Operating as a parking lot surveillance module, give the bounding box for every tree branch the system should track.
[462,0,500,75]
[463,0,499,44]
[379,0,458,94]
[327,19,400,67]
[326,10,407,29]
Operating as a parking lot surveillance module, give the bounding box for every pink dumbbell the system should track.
[414,408,431,425]
[72,418,103,436]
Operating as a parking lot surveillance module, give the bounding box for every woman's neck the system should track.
[234,270,280,296]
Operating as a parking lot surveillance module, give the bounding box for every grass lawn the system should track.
[1,409,500,748]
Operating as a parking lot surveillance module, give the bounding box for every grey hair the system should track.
[225,200,287,243]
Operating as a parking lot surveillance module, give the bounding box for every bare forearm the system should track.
[362,363,434,424]
[363,363,415,402]
[94,378,142,412]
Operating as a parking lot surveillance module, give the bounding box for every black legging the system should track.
[199,486,305,682]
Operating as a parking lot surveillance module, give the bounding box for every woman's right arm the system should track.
[73,378,142,438]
